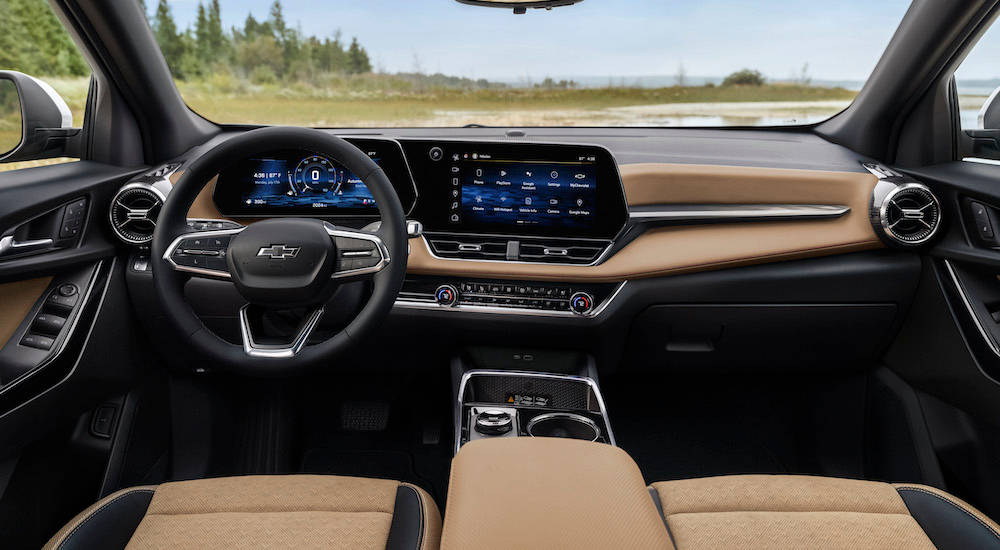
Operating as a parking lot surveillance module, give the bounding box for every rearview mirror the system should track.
[0,71,79,163]
[455,0,584,14]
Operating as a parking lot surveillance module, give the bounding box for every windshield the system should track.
[143,0,912,128]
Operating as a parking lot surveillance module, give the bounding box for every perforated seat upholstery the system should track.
[650,474,1000,550]
[43,475,441,550]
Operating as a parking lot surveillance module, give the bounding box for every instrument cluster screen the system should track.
[213,139,416,218]
[452,153,597,230]
[241,154,377,211]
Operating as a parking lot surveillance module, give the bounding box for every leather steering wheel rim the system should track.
[150,126,408,376]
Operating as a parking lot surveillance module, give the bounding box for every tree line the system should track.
[145,0,373,83]
[0,0,89,77]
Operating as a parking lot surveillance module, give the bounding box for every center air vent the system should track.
[426,233,609,265]
[872,183,941,246]
[109,184,164,245]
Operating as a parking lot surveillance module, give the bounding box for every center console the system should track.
[441,437,672,550]
[455,366,616,453]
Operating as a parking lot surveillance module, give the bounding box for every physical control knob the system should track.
[570,292,594,315]
[435,284,459,306]
[475,410,513,436]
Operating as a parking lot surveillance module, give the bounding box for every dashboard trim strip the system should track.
[628,204,850,223]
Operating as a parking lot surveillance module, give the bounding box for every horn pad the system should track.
[226,218,336,307]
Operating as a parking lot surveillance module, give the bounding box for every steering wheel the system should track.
[150,127,408,376]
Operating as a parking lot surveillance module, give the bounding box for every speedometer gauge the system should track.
[290,155,342,196]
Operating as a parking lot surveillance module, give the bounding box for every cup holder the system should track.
[526,412,600,441]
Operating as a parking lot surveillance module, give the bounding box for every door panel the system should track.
[0,161,146,453]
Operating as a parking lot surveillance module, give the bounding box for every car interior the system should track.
[6,0,1000,548]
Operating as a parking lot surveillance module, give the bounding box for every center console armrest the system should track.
[441,437,674,550]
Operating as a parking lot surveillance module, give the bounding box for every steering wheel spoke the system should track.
[162,225,245,279]
[239,304,325,358]
[325,223,391,280]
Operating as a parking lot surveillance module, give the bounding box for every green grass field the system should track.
[176,80,858,126]
[0,75,865,172]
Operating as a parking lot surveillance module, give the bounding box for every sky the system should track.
[157,0,924,83]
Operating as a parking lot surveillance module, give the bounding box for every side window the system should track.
[957,22,1000,131]
[0,0,90,172]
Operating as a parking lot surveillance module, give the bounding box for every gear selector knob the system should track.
[475,409,513,436]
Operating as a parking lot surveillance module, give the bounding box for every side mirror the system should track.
[978,85,1000,130]
[0,71,80,163]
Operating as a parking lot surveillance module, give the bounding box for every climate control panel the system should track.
[398,276,621,317]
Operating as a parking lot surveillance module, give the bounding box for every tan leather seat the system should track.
[650,474,1000,550]
[43,475,441,550]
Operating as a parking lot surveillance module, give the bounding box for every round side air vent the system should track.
[109,184,164,245]
[874,183,941,246]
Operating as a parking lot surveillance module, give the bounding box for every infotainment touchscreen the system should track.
[453,154,597,230]
[405,141,627,239]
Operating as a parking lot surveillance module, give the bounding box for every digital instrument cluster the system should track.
[213,138,416,217]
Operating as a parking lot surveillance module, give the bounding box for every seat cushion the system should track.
[650,474,1000,550]
[43,475,441,550]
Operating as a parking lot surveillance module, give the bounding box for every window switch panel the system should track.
[32,313,66,336]
[20,333,54,351]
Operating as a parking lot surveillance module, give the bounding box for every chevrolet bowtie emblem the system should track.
[257,244,300,259]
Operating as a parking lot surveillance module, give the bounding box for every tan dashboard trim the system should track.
[0,276,52,348]
[408,163,883,282]
[172,171,229,220]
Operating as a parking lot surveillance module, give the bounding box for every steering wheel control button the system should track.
[475,410,513,436]
[435,284,459,306]
[428,146,444,161]
[570,292,594,315]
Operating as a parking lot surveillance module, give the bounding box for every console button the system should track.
[428,147,444,161]
[570,292,595,315]
[58,284,78,297]
[435,284,459,306]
